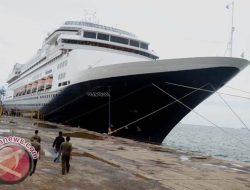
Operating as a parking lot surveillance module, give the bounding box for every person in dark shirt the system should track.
[52,131,65,162]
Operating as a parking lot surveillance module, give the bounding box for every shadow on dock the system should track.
[64,131,104,140]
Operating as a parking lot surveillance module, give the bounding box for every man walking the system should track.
[30,138,41,176]
[52,131,65,162]
[60,136,72,175]
[31,130,41,143]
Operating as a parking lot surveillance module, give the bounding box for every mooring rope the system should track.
[109,83,209,135]
[65,84,152,123]
[44,85,102,116]
[164,81,250,100]
[210,84,250,133]
[224,85,250,95]
[42,79,250,142]
[151,83,250,149]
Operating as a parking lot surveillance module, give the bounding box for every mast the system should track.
[226,1,235,57]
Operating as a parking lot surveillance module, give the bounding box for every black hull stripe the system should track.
[39,67,238,143]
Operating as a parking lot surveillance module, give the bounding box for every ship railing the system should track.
[45,47,60,59]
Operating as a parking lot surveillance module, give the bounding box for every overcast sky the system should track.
[0,0,250,128]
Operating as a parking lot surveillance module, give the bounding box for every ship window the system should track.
[97,33,109,41]
[58,73,66,80]
[110,36,128,45]
[130,40,139,47]
[62,81,68,86]
[140,42,148,50]
[57,60,68,69]
[61,39,158,59]
[84,31,96,39]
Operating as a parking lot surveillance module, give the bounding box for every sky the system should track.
[0,0,250,128]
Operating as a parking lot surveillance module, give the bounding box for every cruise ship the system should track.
[2,21,249,143]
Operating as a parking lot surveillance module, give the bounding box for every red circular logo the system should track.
[0,145,32,184]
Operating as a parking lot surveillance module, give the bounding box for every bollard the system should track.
[0,106,2,116]
[41,113,44,121]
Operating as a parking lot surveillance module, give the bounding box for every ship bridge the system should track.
[64,21,137,38]
[45,21,158,60]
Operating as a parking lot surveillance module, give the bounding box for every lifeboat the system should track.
[16,88,22,96]
[26,84,32,94]
[13,89,18,97]
[20,86,26,96]
[45,75,53,90]
[22,85,27,95]
[31,81,38,93]
[37,78,46,92]
[14,87,21,97]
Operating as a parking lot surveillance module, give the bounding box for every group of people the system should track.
[52,131,72,175]
[30,130,72,175]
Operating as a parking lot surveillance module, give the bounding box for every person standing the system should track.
[30,138,41,176]
[60,136,72,175]
[31,130,41,143]
[52,131,65,162]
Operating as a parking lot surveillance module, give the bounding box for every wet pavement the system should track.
[0,116,250,190]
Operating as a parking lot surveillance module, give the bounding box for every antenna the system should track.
[225,1,235,57]
[82,10,99,24]
[240,51,245,58]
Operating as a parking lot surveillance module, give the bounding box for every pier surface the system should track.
[0,116,250,190]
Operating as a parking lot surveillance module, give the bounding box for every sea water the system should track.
[163,123,250,163]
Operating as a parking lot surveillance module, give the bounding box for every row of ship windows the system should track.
[11,93,60,103]
[58,73,66,80]
[57,60,68,69]
[22,54,62,76]
[40,93,59,99]
[5,103,51,107]
[21,57,46,77]
[58,80,70,87]
[83,31,148,50]
[12,53,64,87]
[62,39,158,60]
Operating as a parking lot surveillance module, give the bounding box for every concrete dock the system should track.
[0,116,250,190]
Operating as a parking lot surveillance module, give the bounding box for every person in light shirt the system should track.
[30,138,41,176]
[60,136,72,175]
